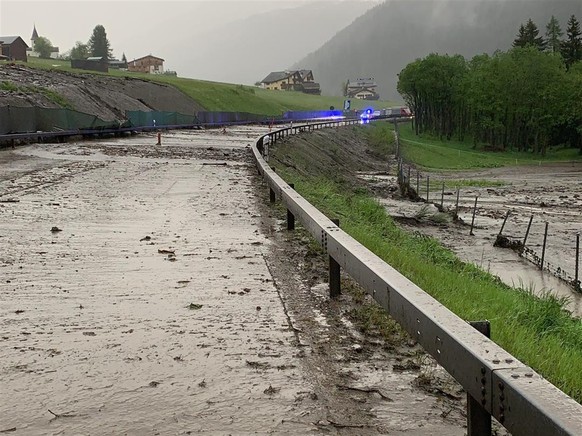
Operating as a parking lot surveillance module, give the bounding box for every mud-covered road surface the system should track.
[1,127,467,435]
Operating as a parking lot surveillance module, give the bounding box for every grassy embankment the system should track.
[22,58,399,114]
[395,121,582,170]
[270,121,582,403]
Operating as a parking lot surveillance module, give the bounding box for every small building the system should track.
[345,78,380,100]
[71,56,109,73]
[27,25,59,59]
[300,81,322,95]
[108,59,128,70]
[260,71,303,90]
[127,55,164,74]
[0,36,29,62]
[260,69,321,94]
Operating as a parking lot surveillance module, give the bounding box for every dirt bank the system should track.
[0,63,204,122]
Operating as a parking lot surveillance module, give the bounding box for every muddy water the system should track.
[0,127,313,434]
[370,163,582,317]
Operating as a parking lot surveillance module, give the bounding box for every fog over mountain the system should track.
[293,0,582,100]
[168,1,378,85]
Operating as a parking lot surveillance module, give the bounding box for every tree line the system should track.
[397,15,582,154]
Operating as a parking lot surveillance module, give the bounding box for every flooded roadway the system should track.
[1,128,466,435]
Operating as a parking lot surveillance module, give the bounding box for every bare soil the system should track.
[0,63,204,122]
[0,126,468,434]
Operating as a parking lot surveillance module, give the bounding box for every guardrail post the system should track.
[269,187,276,203]
[468,320,492,436]
[287,184,295,230]
[330,218,341,299]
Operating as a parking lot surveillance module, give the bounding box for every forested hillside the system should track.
[294,0,581,99]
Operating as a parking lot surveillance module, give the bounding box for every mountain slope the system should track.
[168,1,378,85]
[294,0,582,99]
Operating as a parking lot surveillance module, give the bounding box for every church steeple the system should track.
[31,25,38,41]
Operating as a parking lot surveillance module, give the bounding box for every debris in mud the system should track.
[14,310,24,314]
[83,331,96,336]
[148,381,160,388]
[250,241,263,246]
[256,306,261,311]
[393,360,421,372]
[336,384,393,401]
[198,379,206,388]
[140,236,152,242]
[173,355,183,361]
[315,419,367,429]
[158,249,175,255]
[187,303,203,310]
[202,162,227,166]
[246,360,270,370]
[0,199,19,203]
[263,385,281,395]
[493,234,523,252]
[50,227,62,233]
[0,427,17,433]
[276,364,296,371]
[47,409,77,421]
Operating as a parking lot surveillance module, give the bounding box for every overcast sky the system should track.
[0,1,377,72]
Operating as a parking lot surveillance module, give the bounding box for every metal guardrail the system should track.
[252,119,582,436]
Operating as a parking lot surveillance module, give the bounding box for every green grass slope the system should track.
[23,58,399,115]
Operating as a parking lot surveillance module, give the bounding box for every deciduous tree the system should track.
[34,36,53,59]
[70,41,89,60]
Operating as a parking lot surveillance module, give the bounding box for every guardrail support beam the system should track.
[468,320,492,436]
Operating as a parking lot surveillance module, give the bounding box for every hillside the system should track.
[293,0,581,99]
[0,60,399,127]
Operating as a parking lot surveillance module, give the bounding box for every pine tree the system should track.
[513,19,545,50]
[88,25,112,60]
[561,15,582,69]
[545,15,563,53]
[513,24,528,48]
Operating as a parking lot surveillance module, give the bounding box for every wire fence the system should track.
[393,124,581,293]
